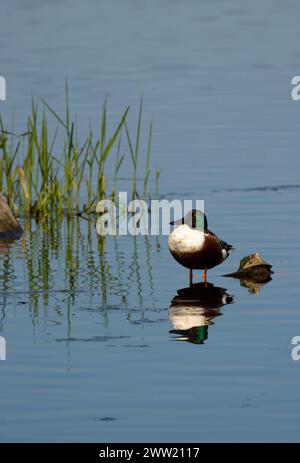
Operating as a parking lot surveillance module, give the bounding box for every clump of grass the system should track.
[124,96,154,199]
[0,85,156,220]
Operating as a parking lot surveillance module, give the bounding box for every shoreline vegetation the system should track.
[0,83,158,222]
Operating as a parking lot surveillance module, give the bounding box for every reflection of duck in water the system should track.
[169,210,233,286]
[169,282,234,344]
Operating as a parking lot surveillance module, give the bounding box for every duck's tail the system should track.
[219,239,234,260]
[222,240,234,253]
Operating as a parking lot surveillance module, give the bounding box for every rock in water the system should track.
[0,192,23,239]
[223,253,273,294]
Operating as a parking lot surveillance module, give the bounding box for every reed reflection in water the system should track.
[0,217,160,335]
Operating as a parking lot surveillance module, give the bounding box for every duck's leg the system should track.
[189,268,193,287]
[202,269,208,287]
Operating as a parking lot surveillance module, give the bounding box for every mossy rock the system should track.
[0,192,23,239]
[236,253,272,272]
[223,253,273,283]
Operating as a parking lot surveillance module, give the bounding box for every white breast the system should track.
[169,306,208,330]
[168,224,205,254]
[170,313,208,330]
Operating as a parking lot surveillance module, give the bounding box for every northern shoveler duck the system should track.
[168,209,233,285]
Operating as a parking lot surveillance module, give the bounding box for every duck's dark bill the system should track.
[169,218,184,225]
[169,217,199,228]
[169,210,207,230]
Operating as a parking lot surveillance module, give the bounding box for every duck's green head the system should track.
[170,325,208,344]
[170,209,208,231]
[191,209,208,231]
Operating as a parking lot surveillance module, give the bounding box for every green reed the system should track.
[0,87,155,219]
